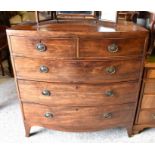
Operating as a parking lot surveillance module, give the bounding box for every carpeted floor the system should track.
[0,64,155,143]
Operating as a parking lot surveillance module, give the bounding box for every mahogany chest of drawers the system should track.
[7,21,148,137]
[133,56,155,134]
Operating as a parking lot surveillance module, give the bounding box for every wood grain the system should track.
[138,109,155,124]
[147,69,155,79]
[144,81,155,94]
[10,36,77,59]
[79,38,145,58]
[23,102,134,132]
[6,20,148,38]
[14,57,142,83]
[18,80,138,106]
[141,95,155,109]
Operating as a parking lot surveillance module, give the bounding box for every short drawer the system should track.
[144,81,155,94]
[14,57,142,83]
[141,95,155,109]
[10,36,76,59]
[138,109,155,124]
[79,38,145,58]
[23,103,134,132]
[18,80,138,106]
[146,69,155,79]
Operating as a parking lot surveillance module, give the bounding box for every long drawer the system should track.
[18,80,138,106]
[79,38,145,58]
[10,36,77,59]
[14,57,142,83]
[23,102,134,132]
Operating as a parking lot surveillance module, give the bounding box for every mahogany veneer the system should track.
[7,20,148,137]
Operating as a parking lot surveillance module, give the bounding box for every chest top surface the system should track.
[7,20,148,37]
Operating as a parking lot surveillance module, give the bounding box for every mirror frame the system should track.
[55,11,100,20]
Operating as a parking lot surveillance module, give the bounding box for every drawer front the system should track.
[80,38,145,58]
[146,69,155,79]
[144,81,155,94]
[23,103,134,132]
[138,109,155,124]
[14,57,141,83]
[10,36,76,58]
[141,95,155,109]
[18,80,138,106]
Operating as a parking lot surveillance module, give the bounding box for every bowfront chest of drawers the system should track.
[7,21,148,137]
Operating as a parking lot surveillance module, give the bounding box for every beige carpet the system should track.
[0,64,155,143]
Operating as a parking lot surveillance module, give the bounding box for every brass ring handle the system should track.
[102,112,112,119]
[40,65,49,73]
[44,112,54,118]
[42,89,51,96]
[152,113,155,119]
[36,43,46,52]
[107,43,119,53]
[105,66,116,74]
[105,90,114,97]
